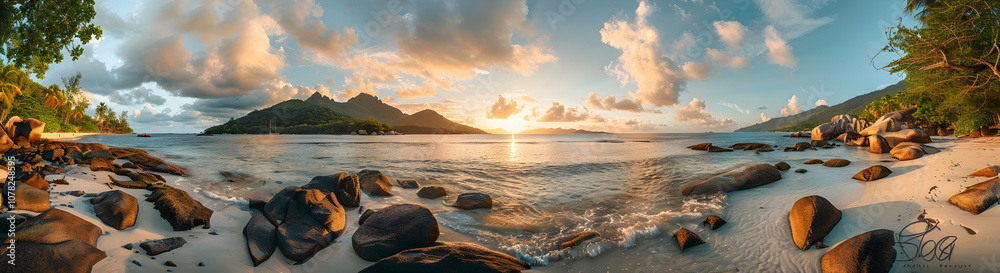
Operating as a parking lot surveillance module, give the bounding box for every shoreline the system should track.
[40,132,102,140]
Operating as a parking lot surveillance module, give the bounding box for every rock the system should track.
[140,237,188,255]
[820,229,897,273]
[968,166,1000,177]
[137,133,152,137]
[452,193,493,210]
[88,157,122,173]
[947,178,1000,215]
[556,230,600,249]
[152,163,186,176]
[688,142,733,152]
[352,204,440,262]
[938,128,950,136]
[164,261,176,267]
[9,117,46,143]
[682,164,782,196]
[359,209,375,225]
[276,188,346,263]
[852,166,892,181]
[85,149,115,159]
[774,162,791,171]
[810,140,831,148]
[146,184,213,231]
[702,215,727,230]
[0,212,28,226]
[42,148,65,161]
[67,190,86,197]
[804,159,824,165]
[0,209,106,273]
[785,131,812,138]
[982,125,998,136]
[795,169,808,173]
[0,128,12,154]
[789,195,841,250]
[860,107,916,136]
[673,227,704,251]
[880,129,932,148]
[791,142,812,151]
[397,180,420,188]
[302,173,361,207]
[90,190,139,230]
[812,114,869,141]
[842,132,867,146]
[2,182,51,212]
[243,214,277,266]
[868,135,890,153]
[359,242,530,273]
[755,146,774,153]
[890,142,927,161]
[822,159,851,167]
[728,143,772,151]
[263,186,298,224]
[357,169,393,196]
[417,186,448,199]
[21,172,49,191]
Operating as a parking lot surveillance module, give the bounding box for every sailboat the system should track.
[269,119,279,135]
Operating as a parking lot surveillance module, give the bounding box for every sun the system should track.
[477,117,527,134]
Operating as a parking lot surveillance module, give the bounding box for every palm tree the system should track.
[905,0,940,22]
[0,63,23,122]
[95,101,108,125]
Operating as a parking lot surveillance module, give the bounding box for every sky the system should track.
[34,0,915,133]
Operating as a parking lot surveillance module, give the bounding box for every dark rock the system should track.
[789,195,841,250]
[357,169,393,196]
[947,178,1000,215]
[263,186,298,225]
[90,190,139,230]
[67,190,86,197]
[302,173,361,207]
[9,117,46,143]
[702,215,727,230]
[869,135,890,154]
[122,243,134,250]
[244,214,277,266]
[852,166,892,181]
[968,166,1000,177]
[452,193,493,210]
[140,237,187,256]
[164,260,176,267]
[199,262,205,266]
[755,146,774,153]
[0,209,106,273]
[352,204,440,261]
[85,149,115,159]
[21,172,49,191]
[146,184,213,231]
[681,164,782,196]
[804,159,824,165]
[774,162,790,171]
[809,140,830,147]
[417,186,448,199]
[247,197,267,212]
[843,132,867,146]
[276,188,346,264]
[673,227,704,251]
[556,230,600,249]
[820,229,897,273]
[688,143,733,152]
[822,159,851,167]
[359,242,530,273]
[138,133,152,137]
[795,169,808,173]
[792,142,812,151]
[359,209,375,225]
[397,179,420,188]
[728,143,772,151]
[41,148,65,161]
[3,182,51,212]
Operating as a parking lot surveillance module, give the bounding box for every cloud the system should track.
[538,102,589,122]
[815,99,827,106]
[486,95,525,119]
[780,95,803,116]
[754,0,834,40]
[671,31,697,58]
[671,4,691,21]
[717,101,750,114]
[674,97,734,128]
[395,81,438,99]
[339,76,376,100]
[763,26,798,68]
[713,21,747,50]
[601,1,686,107]
[681,62,710,81]
[260,0,357,61]
[109,87,167,106]
[585,92,645,113]
[760,113,772,122]
[705,48,748,70]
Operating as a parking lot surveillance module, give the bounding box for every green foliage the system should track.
[1,0,102,78]
[60,123,75,133]
[350,117,392,134]
[203,100,368,134]
[875,0,1000,133]
[78,122,98,133]
[0,66,128,133]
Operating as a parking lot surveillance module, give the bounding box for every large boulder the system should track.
[880,129,932,147]
[860,107,917,137]
[21,172,49,191]
[9,117,46,143]
[276,188,346,263]
[789,195,841,250]
[3,182,51,212]
[302,172,361,207]
[452,193,493,210]
[146,184,213,231]
[90,190,139,230]
[890,142,925,161]
[852,166,892,181]
[0,209,106,273]
[352,204,440,261]
[774,162,791,171]
[968,166,1000,177]
[868,135,890,154]
[842,132,867,146]
[358,169,393,196]
[820,229,897,273]
[263,186,298,224]
[947,178,1000,215]
[359,242,530,273]
[688,143,733,152]
[791,142,813,151]
[417,186,448,199]
[140,237,187,255]
[812,115,868,141]
[682,164,782,196]
[729,143,772,151]
[244,214,277,266]
[0,128,12,154]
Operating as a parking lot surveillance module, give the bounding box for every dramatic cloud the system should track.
[780,95,803,116]
[109,87,167,106]
[674,97,734,128]
[760,113,772,122]
[764,25,798,68]
[395,81,438,99]
[585,92,645,113]
[815,99,827,106]
[486,95,525,119]
[261,0,357,61]
[754,0,834,39]
[538,102,589,122]
[601,1,686,107]
[713,21,747,50]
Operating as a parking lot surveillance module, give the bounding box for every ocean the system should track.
[68,133,890,272]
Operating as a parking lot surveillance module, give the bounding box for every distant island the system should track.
[735,81,906,132]
[203,93,488,135]
[517,128,608,134]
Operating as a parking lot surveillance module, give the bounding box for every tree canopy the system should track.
[0,0,102,78]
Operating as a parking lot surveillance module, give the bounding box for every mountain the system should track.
[485,128,512,134]
[203,99,358,134]
[518,128,608,134]
[303,93,487,134]
[735,81,906,132]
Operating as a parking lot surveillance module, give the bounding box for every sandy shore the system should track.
[18,136,1000,272]
[40,133,101,140]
